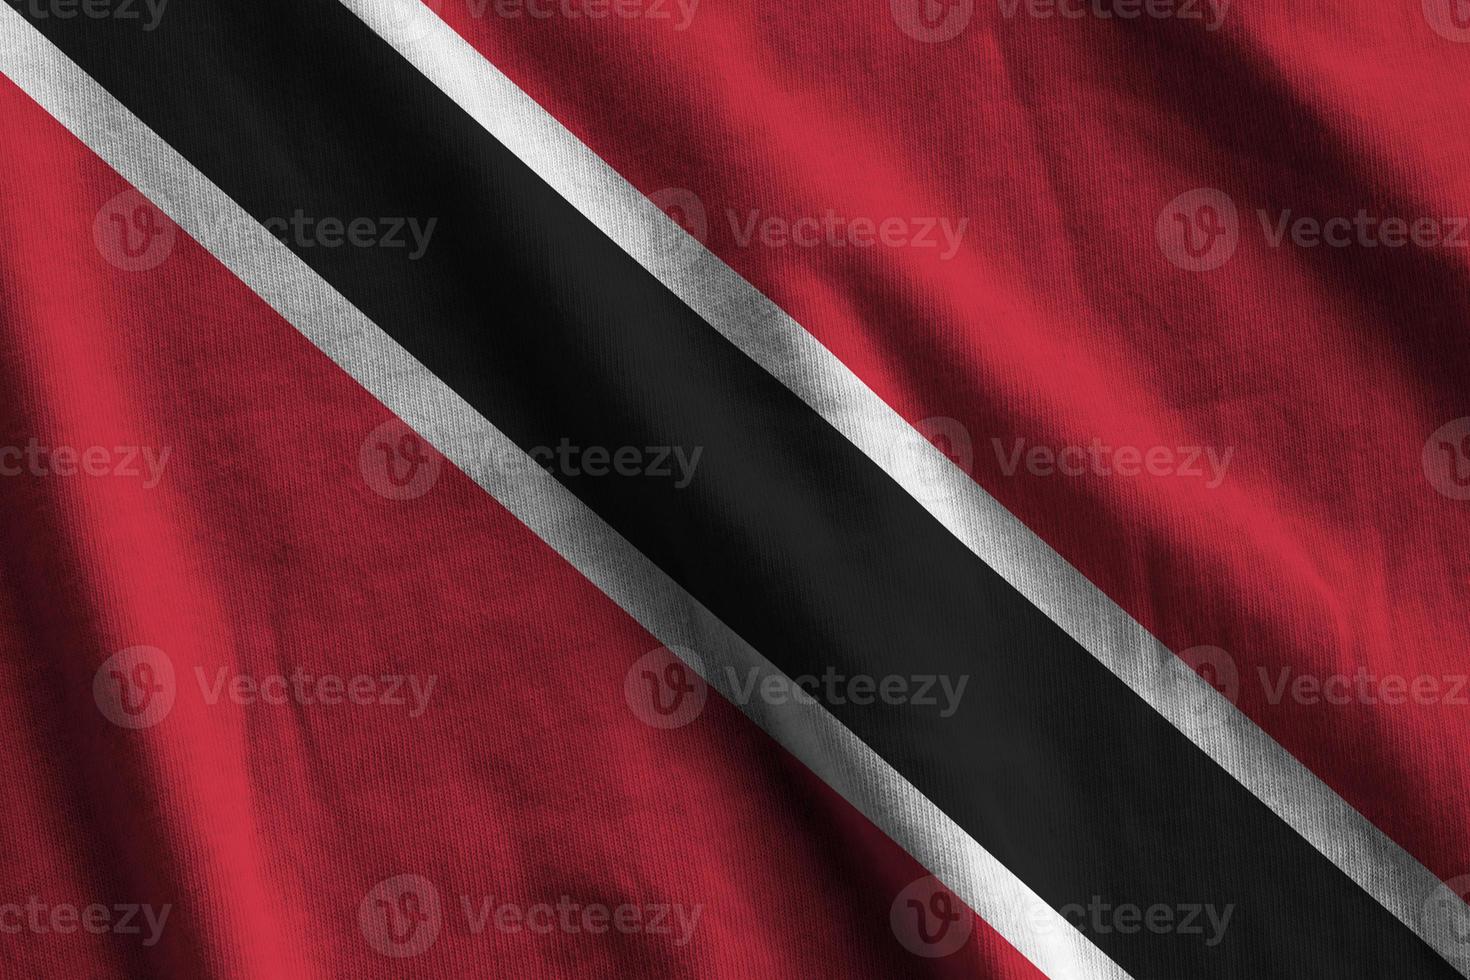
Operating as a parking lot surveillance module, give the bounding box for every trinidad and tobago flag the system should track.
[1,0,1469,976]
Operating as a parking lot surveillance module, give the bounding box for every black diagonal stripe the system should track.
[12,4,1455,976]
